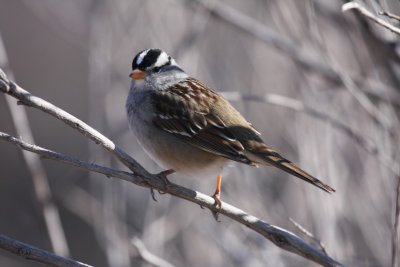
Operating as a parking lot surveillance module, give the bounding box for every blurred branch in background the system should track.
[0,235,90,267]
[131,237,176,267]
[0,34,70,257]
[393,175,400,267]
[222,91,399,175]
[2,1,400,266]
[0,70,342,267]
[340,3,400,267]
[189,0,400,110]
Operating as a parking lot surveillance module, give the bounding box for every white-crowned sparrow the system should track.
[126,48,335,206]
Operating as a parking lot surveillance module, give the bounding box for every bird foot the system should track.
[156,169,175,195]
[211,192,222,221]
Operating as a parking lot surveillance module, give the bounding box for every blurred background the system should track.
[1,0,400,266]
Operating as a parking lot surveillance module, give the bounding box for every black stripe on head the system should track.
[132,48,162,70]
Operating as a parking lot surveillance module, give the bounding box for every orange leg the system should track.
[212,174,222,208]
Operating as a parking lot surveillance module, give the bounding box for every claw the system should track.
[211,192,222,221]
[212,192,222,208]
[210,174,222,221]
[156,169,175,194]
[150,188,157,202]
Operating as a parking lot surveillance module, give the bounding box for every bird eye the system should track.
[153,66,161,73]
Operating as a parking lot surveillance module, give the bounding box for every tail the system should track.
[255,146,335,193]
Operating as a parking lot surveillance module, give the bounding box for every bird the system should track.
[126,48,335,208]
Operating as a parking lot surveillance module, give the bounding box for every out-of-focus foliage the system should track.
[0,0,399,266]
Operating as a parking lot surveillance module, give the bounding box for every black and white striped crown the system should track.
[132,48,177,71]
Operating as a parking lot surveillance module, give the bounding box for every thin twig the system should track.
[0,35,70,257]
[223,90,399,179]
[222,91,378,155]
[131,237,176,267]
[311,1,393,133]
[0,234,92,267]
[290,218,327,255]
[393,175,400,267]
[342,2,400,35]
[379,11,400,22]
[0,70,342,267]
[188,0,400,109]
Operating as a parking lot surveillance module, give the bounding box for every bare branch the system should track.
[379,10,400,22]
[0,34,70,257]
[342,2,400,35]
[290,218,327,255]
[188,0,400,109]
[0,70,342,267]
[0,234,92,267]
[0,131,342,267]
[222,91,378,154]
[131,237,176,267]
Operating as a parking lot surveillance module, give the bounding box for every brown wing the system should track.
[152,78,335,193]
[151,78,255,165]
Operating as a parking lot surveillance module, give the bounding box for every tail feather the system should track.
[255,147,335,193]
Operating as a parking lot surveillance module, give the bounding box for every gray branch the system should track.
[131,237,176,267]
[380,10,400,22]
[342,2,400,35]
[0,234,92,267]
[0,69,342,267]
[0,33,70,257]
[189,0,400,109]
[393,175,400,267]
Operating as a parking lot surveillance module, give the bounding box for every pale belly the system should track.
[134,124,228,178]
[128,103,229,178]
[126,92,228,177]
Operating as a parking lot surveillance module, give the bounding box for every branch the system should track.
[131,237,176,267]
[188,0,400,109]
[290,218,327,255]
[0,69,342,266]
[342,2,400,35]
[393,175,400,267]
[0,33,70,257]
[0,234,91,267]
[380,11,400,22]
[221,91,378,154]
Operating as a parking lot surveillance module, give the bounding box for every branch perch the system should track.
[0,69,342,267]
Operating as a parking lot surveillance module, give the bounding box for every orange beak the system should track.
[129,69,146,80]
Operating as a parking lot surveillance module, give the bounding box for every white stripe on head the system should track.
[136,49,150,65]
[154,51,170,67]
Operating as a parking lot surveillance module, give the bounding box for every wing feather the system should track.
[152,78,253,165]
